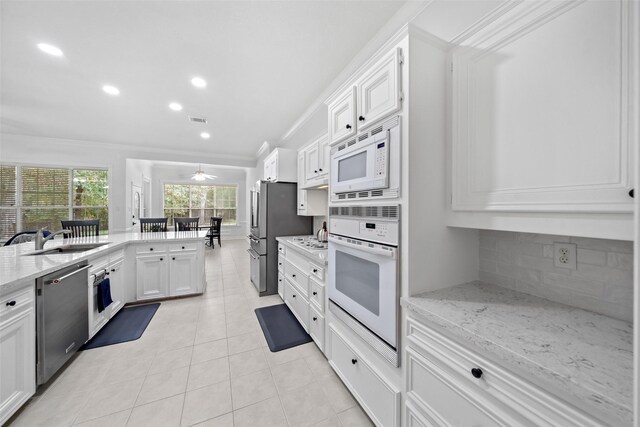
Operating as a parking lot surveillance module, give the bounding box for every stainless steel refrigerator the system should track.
[248,180,312,296]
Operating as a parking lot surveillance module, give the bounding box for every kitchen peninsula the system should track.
[0,230,208,424]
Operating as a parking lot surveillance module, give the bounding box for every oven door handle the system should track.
[247,248,260,260]
[328,235,396,258]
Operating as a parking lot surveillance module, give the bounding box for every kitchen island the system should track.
[0,230,208,424]
[402,281,632,426]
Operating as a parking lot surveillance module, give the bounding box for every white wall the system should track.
[125,159,153,230]
[150,163,248,239]
[0,134,253,232]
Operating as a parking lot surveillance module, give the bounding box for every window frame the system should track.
[0,162,111,238]
[162,181,239,227]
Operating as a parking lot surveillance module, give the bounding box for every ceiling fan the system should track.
[191,165,217,181]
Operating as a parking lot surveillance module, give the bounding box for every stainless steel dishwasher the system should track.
[36,261,91,385]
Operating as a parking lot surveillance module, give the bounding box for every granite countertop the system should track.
[402,281,632,425]
[0,231,208,293]
[276,235,328,265]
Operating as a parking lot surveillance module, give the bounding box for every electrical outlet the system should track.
[553,242,577,270]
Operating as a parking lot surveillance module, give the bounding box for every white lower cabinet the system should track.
[0,285,35,426]
[284,279,309,332]
[406,316,605,427]
[308,304,325,352]
[329,325,400,427]
[135,242,204,300]
[136,253,169,300]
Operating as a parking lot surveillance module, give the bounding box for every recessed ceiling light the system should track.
[37,43,63,57]
[200,132,210,139]
[191,77,207,88]
[102,85,120,96]
[169,102,183,111]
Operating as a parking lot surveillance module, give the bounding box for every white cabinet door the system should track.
[356,48,402,131]
[297,152,307,189]
[328,86,357,145]
[136,254,168,300]
[107,259,125,317]
[305,143,320,182]
[318,135,330,178]
[0,299,35,426]
[169,252,198,296]
[451,0,636,214]
[264,153,277,181]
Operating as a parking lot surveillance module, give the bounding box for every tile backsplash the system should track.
[478,230,633,322]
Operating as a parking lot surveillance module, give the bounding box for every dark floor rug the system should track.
[81,303,160,350]
[255,304,312,352]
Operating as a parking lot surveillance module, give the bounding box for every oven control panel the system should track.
[329,214,399,246]
[360,221,392,240]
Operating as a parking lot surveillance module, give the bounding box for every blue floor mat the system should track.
[81,303,160,350]
[255,304,312,352]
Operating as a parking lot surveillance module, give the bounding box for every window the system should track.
[0,165,109,240]
[164,183,237,226]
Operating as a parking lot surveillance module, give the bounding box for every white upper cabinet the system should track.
[451,0,637,216]
[328,87,357,145]
[357,48,403,131]
[327,48,403,145]
[304,143,320,182]
[300,134,329,188]
[263,148,297,183]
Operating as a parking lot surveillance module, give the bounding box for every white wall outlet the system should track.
[553,242,577,270]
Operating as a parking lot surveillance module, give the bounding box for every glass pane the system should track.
[73,169,108,206]
[0,165,17,206]
[335,250,380,315]
[21,208,69,232]
[164,208,189,225]
[72,207,108,232]
[0,209,17,240]
[21,167,69,206]
[338,151,367,182]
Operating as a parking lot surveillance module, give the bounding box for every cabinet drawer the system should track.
[285,250,311,273]
[309,279,324,311]
[309,304,324,352]
[284,260,308,298]
[406,317,603,427]
[309,263,324,282]
[284,280,309,332]
[0,287,34,322]
[277,272,284,300]
[329,325,400,427]
[169,242,198,252]
[135,244,167,254]
[278,254,285,273]
[278,244,286,256]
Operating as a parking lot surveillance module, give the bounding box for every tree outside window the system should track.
[164,183,237,226]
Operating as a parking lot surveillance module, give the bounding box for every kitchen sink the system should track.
[24,243,109,256]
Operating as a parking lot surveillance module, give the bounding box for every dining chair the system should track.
[206,216,222,248]
[140,217,168,232]
[61,219,100,237]
[175,217,199,231]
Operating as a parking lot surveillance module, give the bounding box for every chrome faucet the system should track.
[35,228,72,250]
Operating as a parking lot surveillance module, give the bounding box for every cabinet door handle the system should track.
[6,300,16,307]
[358,115,365,122]
[351,358,357,365]
[346,124,352,129]
[105,272,110,276]
[182,246,185,249]
[313,269,318,273]
[111,268,115,272]
[630,189,635,198]
[172,257,176,260]
[292,294,296,298]
[318,168,323,172]
[292,274,296,278]
[314,170,318,173]
[471,368,483,379]
[150,248,154,251]
[313,317,317,321]
[159,258,163,261]
[313,291,317,296]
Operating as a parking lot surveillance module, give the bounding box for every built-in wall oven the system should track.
[330,115,400,202]
[328,205,399,350]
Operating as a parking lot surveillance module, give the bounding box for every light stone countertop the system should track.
[0,231,208,294]
[276,235,328,265]
[402,281,632,426]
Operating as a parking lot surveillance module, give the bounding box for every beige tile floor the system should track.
[8,239,373,427]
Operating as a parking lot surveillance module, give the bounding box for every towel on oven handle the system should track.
[97,278,113,313]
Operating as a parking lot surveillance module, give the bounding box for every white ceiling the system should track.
[0,1,406,162]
